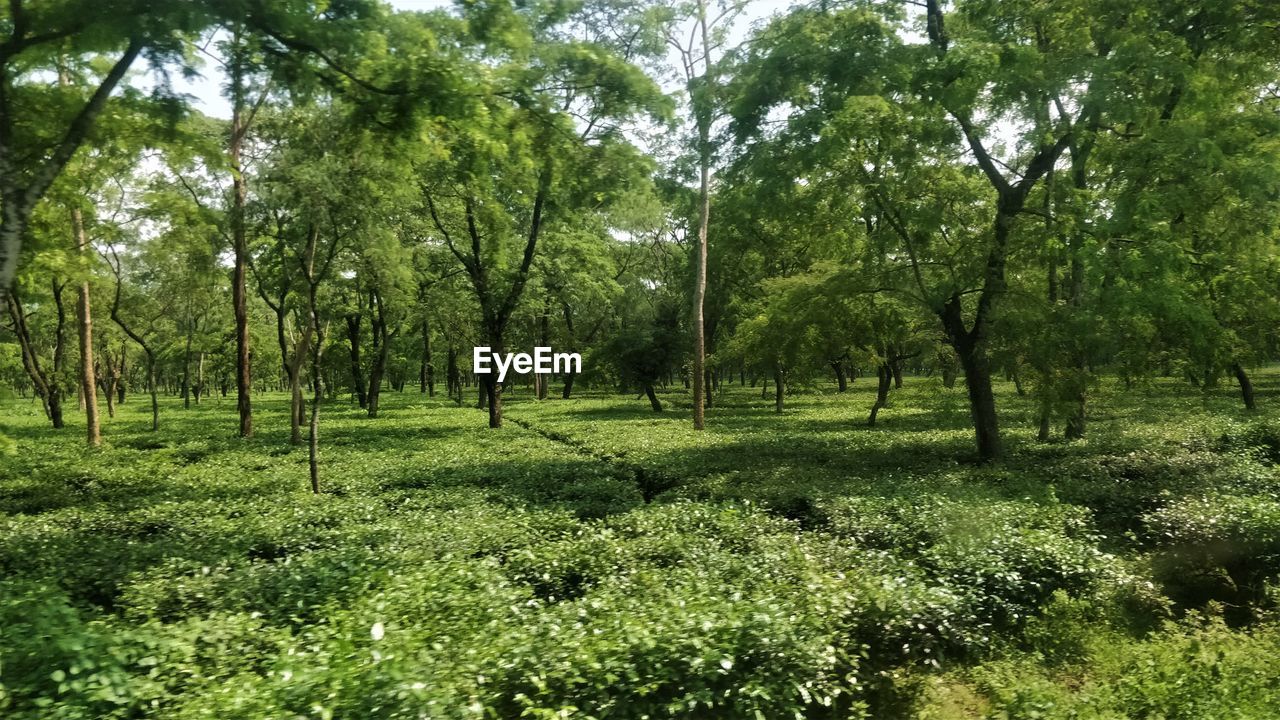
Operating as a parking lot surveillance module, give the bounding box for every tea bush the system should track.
[5,378,1280,717]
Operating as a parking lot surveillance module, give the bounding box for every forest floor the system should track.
[3,372,1280,718]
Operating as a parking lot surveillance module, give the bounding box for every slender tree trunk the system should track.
[306,288,323,493]
[536,305,549,400]
[1037,398,1052,442]
[367,291,392,418]
[868,363,893,426]
[891,359,904,389]
[645,383,662,412]
[274,306,304,429]
[195,351,204,405]
[773,365,785,414]
[485,371,502,427]
[146,350,158,432]
[561,301,577,399]
[70,208,100,445]
[6,291,55,421]
[346,314,367,408]
[117,344,127,404]
[420,316,434,396]
[103,372,117,418]
[447,346,461,404]
[181,330,193,409]
[1233,362,1256,410]
[941,365,957,389]
[483,327,504,426]
[230,52,253,439]
[289,360,306,445]
[690,8,712,430]
[48,280,68,429]
[832,360,848,392]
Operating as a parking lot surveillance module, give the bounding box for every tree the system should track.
[418,2,662,428]
[656,0,747,430]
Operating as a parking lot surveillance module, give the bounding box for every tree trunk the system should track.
[1064,385,1087,439]
[645,383,663,412]
[103,374,116,418]
[6,291,56,423]
[367,290,392,418]
[868,363,893,426]
[941,365,957,389]
[484,374,500,424]
[832,360,848,392]
[691,106,711,429]
[146,351,159,432]
[954,336,1000,460]
[182,330,193,409]
[117,344,127,404]
[230,58,253,439]
[346,314,367,408]
[70,208,100,445]
[48,280,68,429]
[305,285,323,494]
[773,365,785,414]
[290,367,306,445]
[939,286,1003,461]
[1234,362,1256,410]
[561,300,577,399]
[195,351,204,405]
[447,346,461,405]
[420,316,434,396]
[536,305,550,400]
[891,359,903,389]
[273,305,304,429]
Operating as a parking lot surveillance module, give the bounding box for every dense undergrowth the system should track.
[4,373,1280,718]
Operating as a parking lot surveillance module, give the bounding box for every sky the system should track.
[172,0,795,119]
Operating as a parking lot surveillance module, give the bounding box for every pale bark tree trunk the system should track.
[228,30,259,439]
[690,0,713,432]
[70,207,100,444]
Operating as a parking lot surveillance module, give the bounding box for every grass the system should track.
[3,371,1280,718]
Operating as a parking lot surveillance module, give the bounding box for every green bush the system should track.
[1146,493,1280,621]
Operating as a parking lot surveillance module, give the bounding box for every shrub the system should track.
[1146,494,1280,622]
